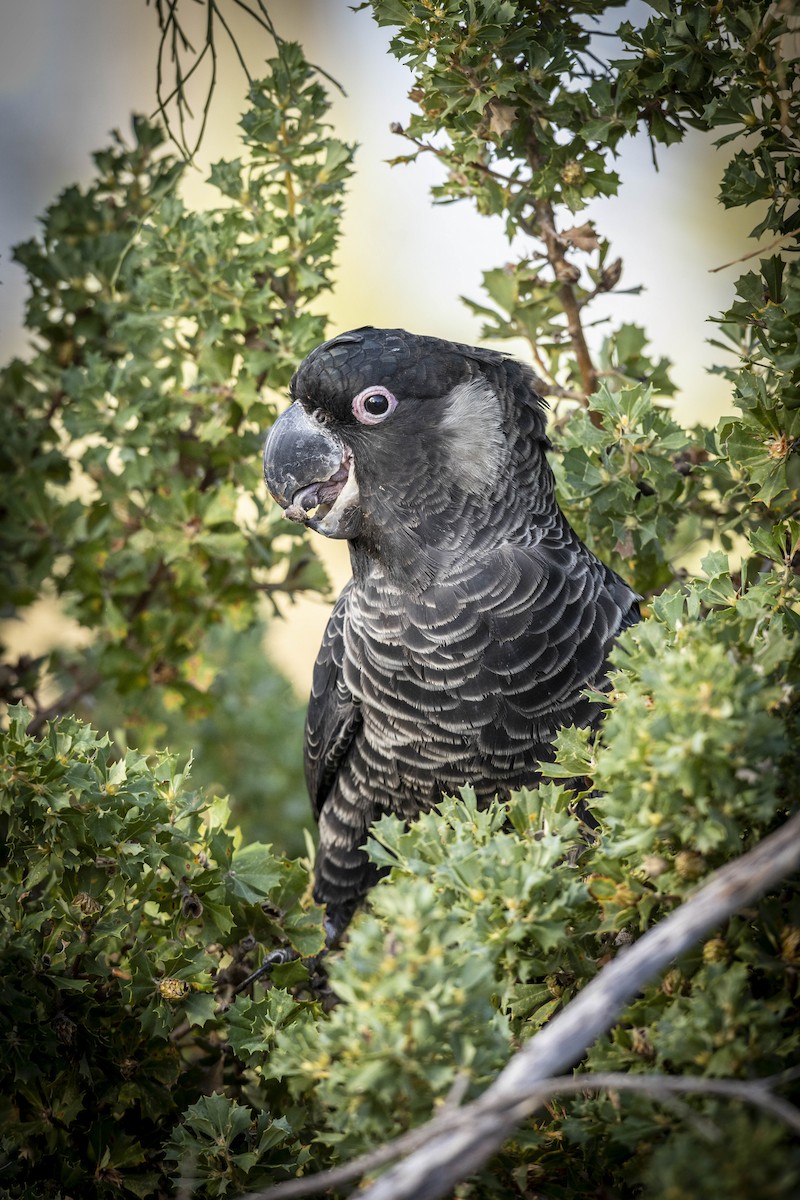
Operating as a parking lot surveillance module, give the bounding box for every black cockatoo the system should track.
[263,327,639,939]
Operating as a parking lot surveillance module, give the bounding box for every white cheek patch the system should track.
[438,378,507,491]
[316,460,361,534]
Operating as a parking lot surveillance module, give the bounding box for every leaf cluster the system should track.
[0,704,324,1198]
[203,584,799,1197]
[205,3,799,1196]
[2,4,800,1199]
[211,629,799,1195]
[0,43,351,737]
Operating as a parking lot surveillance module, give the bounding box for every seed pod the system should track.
[555,260,581,284]
[675,849,706,880]
[702,937,729,964]
[599,257,623,291]
[181,892,204,920]
[157,977,190,1002]
[73,891,102,916]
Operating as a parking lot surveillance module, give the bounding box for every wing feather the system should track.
[304,582,362,820]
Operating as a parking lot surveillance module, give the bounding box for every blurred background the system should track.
[0,0,761,845]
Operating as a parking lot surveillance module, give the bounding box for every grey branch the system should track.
[247,809,800,1200]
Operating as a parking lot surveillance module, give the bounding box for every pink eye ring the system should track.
[352,385,397,425]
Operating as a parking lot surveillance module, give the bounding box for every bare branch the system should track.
[147,1,345,158]
[245,1069,800,1200]
[359,810,800,1200]
[545,1071,800,1137]
[709,231,796,273]
[531,197,598,399]
[247,811,800,1200]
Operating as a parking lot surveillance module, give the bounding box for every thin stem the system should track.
[709,230,796,273]
[533,198,598,398]
[149,0,346,158]
[393,127,523,188]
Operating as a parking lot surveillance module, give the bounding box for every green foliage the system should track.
[640,1107,800,1200]
[98,621,311,855]
[366,0,638,395]
[0,705,323,1198]
[552,383,698,594]
[164,1094,299,1199]
[371,0,628,213]
[197,603,798,1195]
[0,42,350,741]
[2,3,800,1199]
[195,717,799,1195]
[593,581,795,850]
[710,256,800,509]
[0,41,344,1198]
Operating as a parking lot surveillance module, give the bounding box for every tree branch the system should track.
[246,1066,800,1200]
[531,198,598,398]
[248,810,800,1200]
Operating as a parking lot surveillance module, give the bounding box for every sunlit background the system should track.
[0,0,762,694]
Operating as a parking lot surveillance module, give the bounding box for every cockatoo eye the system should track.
[352,386,397,425]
